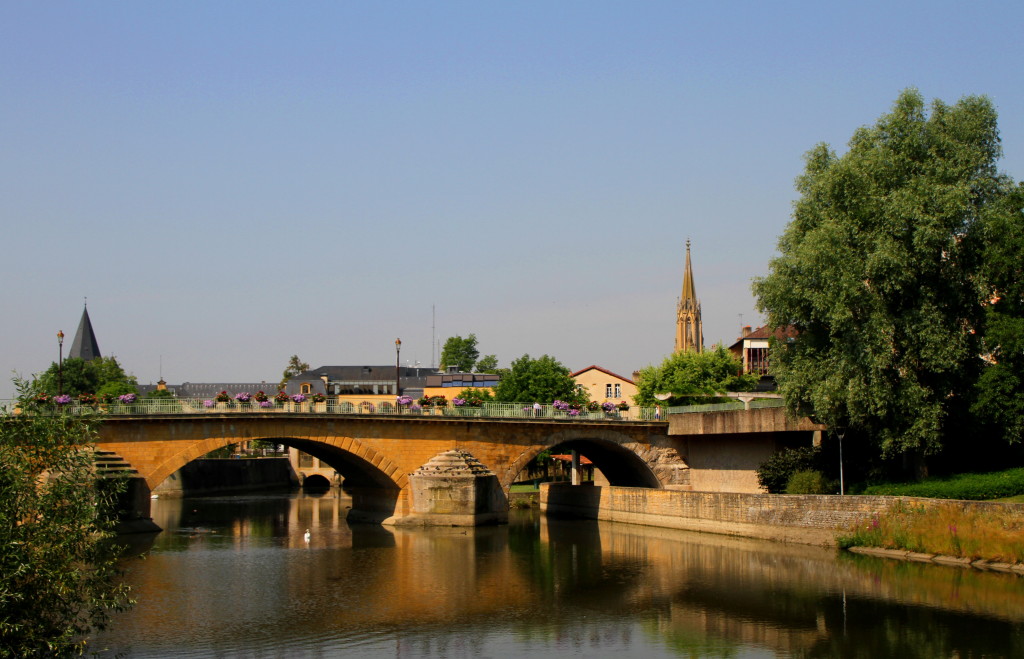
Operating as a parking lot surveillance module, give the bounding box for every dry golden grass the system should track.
[838,501,1024,564]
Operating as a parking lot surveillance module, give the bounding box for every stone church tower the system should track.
[674,240,703,353]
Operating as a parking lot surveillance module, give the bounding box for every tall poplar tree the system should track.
[754,89,1016,458]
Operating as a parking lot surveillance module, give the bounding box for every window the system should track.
[301,384,311,394]
[605,384,613,398]
[614,384,621,398]
[746,347,770,375]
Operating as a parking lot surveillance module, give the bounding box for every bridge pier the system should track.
[395,450,508,527]
[115,477,162,534]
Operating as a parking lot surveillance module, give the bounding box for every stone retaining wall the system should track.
[540,483,1024,547]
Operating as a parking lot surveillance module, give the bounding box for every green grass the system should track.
[861,467,1024,501]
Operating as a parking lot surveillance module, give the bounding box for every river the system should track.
[92,490,1024,658]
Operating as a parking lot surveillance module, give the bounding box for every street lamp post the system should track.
[395,338,402,398]
[57,330,64,396]
[836,428,847,495]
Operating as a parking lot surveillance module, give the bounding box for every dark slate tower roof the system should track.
[70,306,101,361]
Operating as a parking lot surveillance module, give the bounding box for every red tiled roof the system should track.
[570,365,635,384]
[549,454,594,465]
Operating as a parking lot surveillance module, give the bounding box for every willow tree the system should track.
[754,89,1016,457]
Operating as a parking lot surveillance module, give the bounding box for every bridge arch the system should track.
[148,434,408,493]
[502,428,667,490]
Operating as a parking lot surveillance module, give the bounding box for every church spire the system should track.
[674,240,703,353]
[69,304,101,361]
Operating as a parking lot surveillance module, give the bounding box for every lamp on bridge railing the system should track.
[57,330,64,396]
[395,338,402,397]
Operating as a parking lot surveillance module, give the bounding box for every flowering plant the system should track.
[617,401,630,411]
[397,395,414,406]
[215,391,231,403]
[430,395,447,407]
[275,391,290,403]
[568,409,580,417]
[417,397,431,406]
[587,401,601,411]
[410,404,421,412]
[254,391,269,403]
[118,393,137,404]
[234,392,251,403]
[552,400,570,411]
[259,400,272,408]
[311,393,326,403]
[203,399,215,408]
[35,393,50,404]
[291,394,306,403]
[54,394,72,405]
[452,397,466,407]
[78,393,97,405]
[602,401,616,412]
[360,401,375,412]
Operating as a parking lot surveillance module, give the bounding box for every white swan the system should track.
[303,529,311,543]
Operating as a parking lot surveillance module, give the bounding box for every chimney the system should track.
[741,325,752,338]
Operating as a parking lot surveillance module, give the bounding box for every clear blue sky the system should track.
[3,2,1022,399]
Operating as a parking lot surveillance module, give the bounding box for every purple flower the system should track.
[602,401,616,412]
[291,394,306,403]
[410,404,421,411]
[259,400,272,408]
[118,393,137,404]
[452,397,466,407]
[234,392,251,403]
[552,400,570,411]
[396,395,413,406]
[54,394,72,405]
[203,399,215,408]
[568,409,580,416]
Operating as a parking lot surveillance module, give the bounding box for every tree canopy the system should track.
[0,380,133,654]
[439,334,480,372]
[753,89,1019,457]
[279,355,310,389]
[493,354,586,404]
[34,356,138,398]
[633,346,757,407]
[474,354,498,373]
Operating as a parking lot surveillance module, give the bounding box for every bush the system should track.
[862,468,1024,500]
[785,470,831,494]
[756,446,821,493]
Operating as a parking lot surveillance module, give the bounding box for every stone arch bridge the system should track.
[99,414,677,525]
[98,406,821,527]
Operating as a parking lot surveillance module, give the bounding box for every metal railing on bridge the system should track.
[0,397,782,422]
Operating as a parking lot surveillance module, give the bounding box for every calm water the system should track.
[93,491,1024,658]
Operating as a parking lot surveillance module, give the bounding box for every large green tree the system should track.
[0,381,133,655]
[439,334,480,372]
[753,89,1016,457]
[493,354,586,404]
[633,346,757,407]
[972,183,1024,443]
[35,356,138,398]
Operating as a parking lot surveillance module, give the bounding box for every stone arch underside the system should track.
[147,434,407,493]
[501,428,685,490]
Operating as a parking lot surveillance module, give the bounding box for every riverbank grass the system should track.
[838,501,1024,564]
[860,467,1024,500]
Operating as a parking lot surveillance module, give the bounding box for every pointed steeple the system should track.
[70,304,101,361]
[674,240,703,353]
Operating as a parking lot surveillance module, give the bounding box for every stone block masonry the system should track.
[541,483,1024,547]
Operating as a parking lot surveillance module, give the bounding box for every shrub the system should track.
[785,470,831,494]
[756,446,821,493]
